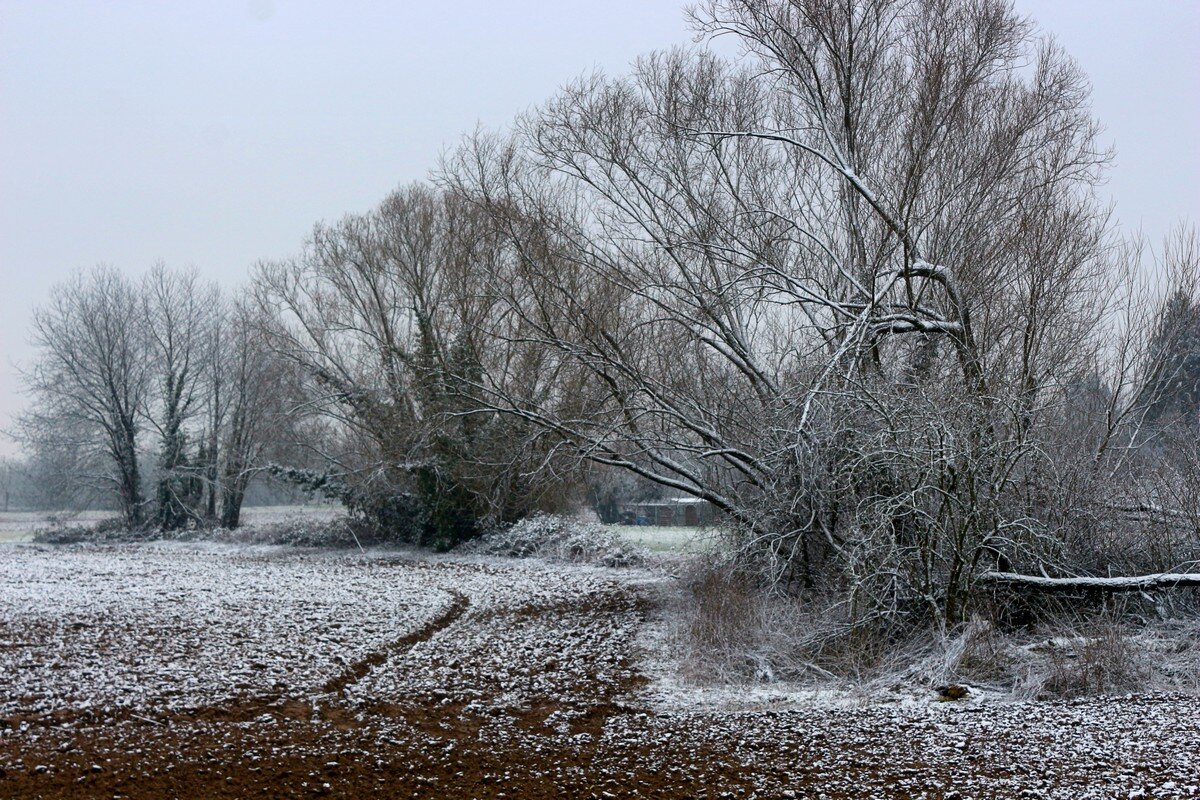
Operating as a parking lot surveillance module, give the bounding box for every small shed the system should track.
[621,497,714,527]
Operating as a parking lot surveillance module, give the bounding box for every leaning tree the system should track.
[446,0,1117,626]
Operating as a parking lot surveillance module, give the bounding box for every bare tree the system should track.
[253,185,456,529]
[445,0,1113,625]
[1142,234,1200,428]
[254,183,566,546]
[0,457,14,512]
[143,264,218,529]
[1002,227,1200,590]
[15,0,1191,638]
[211,298,295,528]
[22,266,152,527]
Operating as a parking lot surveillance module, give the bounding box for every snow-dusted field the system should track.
[0,544,450,718]
[608,523,724,553]
[0,504,343,543]
[1,542,1198,798]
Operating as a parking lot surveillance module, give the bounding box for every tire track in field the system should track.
[321,589,470,696]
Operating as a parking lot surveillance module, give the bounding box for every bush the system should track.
[671,557,1200,699]
[1035,624,1150,698]
[463,514,647,567]
[672,557,851,685]
[32,516,149,544]
[268,463,484,551]
[677,560,774,683]
[1010,614,1154,700]
[198,513,367,548]
[30,510,373,550]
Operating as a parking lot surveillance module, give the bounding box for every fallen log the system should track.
[979,571,1200,593]
[1103,502,1193,522]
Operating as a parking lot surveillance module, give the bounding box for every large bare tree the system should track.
[22,266,153,527]
[143,264,218,529]
[206,297,296,528]
[254,183,569,546]
[445,0,1114,624]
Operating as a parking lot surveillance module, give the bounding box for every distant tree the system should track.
[210,298,295,528]
[22,266,152,527]
[586,465,663,524]
[0,457,13,512]
[1144,288,1200,427]
[20,264,282,529]
[143,264,218,529]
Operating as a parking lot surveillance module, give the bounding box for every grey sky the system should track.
[2,1,1198,456]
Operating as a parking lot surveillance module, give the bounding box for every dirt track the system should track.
[2,546,1198,798]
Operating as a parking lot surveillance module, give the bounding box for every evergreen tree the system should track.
[1145,290,1200,426]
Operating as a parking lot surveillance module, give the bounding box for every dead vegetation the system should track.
[672,555,1200,702]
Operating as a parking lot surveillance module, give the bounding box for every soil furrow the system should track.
[4,548,1199,799]
[320,589,469,696]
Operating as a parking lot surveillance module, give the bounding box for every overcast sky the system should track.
[1,1,1198,456]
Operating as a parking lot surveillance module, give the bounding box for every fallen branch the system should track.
[1104,502,1194,522]
[979,571,1200,593]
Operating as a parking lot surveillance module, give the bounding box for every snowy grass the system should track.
[663,557,1200,706]
[0,503,342,543]
[609,524,726,553]
[0,510,115,542]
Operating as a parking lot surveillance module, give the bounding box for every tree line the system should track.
[19,266,300,529]
[17,0,1200,634]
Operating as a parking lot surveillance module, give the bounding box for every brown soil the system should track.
[2,553,1197,799]
[1,574,748,799]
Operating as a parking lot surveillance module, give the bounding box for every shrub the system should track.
[463,514,647,568]
[32,516,149,544]
[1017,617,1153,699]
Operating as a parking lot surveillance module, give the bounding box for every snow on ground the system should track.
[0,543,449,717]
[343,556,646,736]
[1,541,1199,798]
[0,504,343,543]
[608,524,724,553]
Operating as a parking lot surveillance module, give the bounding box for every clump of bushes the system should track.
[464,514,647,568]
[1021,622,1152,699]
[672,556,1200,699]
[32,516,136,544]
[204,513,368,548]
[30,510,370,549]
[268,463,485,552]
[671,556,877,686]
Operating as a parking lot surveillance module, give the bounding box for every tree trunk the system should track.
[980,571,1200,593]
[114,419,143,529]
[219,466,248,529]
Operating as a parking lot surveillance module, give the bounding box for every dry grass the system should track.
[672,558,1200,700]
[1009,616,1150,699]
[676,562,768,683]
[673,558,856,685]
